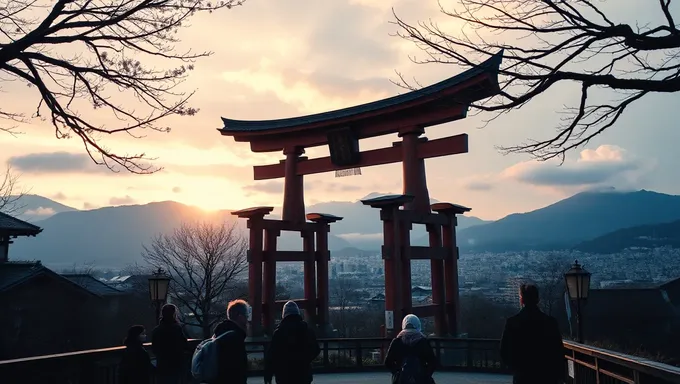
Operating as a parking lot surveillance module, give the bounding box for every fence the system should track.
[1,337,679,384]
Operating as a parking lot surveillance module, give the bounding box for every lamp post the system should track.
[148,268,171,324]
[564,260,591,343]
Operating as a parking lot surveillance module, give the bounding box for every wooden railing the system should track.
[0,337,503,383]
[1,337,679,384]
[563,341,680,384]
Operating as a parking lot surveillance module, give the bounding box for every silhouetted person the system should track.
[500,283,565,384]
[264,301,320,384]
[152,304,188,384]
[212,299,250,384]
[384,314,436,384]
[119,325,153,384]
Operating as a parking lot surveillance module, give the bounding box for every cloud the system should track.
[8,152,109,174]
[83,202,97,210]
[242,180,363,197]
[23,207,56,217]
[503,145,642,187]
[172,186,182,193]
[336,232,384,241]
[50,192,67,200]
[242,181,283,195]
[109,195,136,205]
[462,180,494,191]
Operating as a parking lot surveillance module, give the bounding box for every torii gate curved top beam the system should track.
[219,52,502,153]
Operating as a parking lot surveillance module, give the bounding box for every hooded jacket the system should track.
[264,314,320,384]
[213,319,248,384]
[384,316,436,384]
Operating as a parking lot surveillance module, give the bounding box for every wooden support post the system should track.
[432,202,470,337]
[399,127,431,214]
[282,147,305,223]
[428,224,447,336]
[232,207,274,338]
[263,228,280,336]
[400,219,413,315]
[362,195,414,338]
[302,231,317,326]
[307,213,342,336]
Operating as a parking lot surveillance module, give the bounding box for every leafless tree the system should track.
[0,0,244,174]
[530,256,572,316]
[0,165,25,215]
[393,1,680,161]
[142,221,247,338]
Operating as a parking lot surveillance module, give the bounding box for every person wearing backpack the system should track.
[264,301,320,384]
[384,314,436,384]
[210,299,250,384]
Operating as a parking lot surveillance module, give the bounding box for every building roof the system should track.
[0,262,99,298]
[220,51,502,134]
[0,261,45,292]
[61,274,126,296]
[0,212,42,237]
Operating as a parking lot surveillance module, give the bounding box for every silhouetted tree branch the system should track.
[393,0,680,161]
[0,0,244,173]
[142,221,247,338]
[0,165,25,215]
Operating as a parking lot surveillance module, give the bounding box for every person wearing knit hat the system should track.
[282,300,301,319]
[384,314,436,384]
[264,300,320,384]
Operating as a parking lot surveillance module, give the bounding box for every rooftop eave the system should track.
[218,51,502,136]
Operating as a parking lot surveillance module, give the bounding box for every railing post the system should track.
[323,341,329,368]
[434,339,441,366]
[356,340,363,368]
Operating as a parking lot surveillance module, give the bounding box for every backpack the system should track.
[399,347,426,384]
[191,330,234,382]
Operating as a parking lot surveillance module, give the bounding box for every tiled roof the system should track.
[0,211,42,236]
[61,274,126,296]
[220,51,503,133]
[0,261,45,292]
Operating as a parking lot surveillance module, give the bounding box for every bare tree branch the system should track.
[0,164,26,215]
[0,0,245,174]
[392,0,680,161]
[142,220,247,338]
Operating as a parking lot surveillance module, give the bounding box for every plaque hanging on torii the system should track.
[219,52,502,338]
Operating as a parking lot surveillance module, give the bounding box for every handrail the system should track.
[564,340,680,384]
[2,337,679,384]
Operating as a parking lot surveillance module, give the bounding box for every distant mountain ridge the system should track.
[8,189,680,268]
[456,190,680,252]
[10,194,77,222]
[575,219,680,254]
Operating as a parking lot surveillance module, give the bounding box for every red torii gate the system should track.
[219,52,502,337]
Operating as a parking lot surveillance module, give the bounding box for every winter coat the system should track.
[119,342,152,384]
[212,319,248,384]
[500,305,565,384]
[384,329,437,384]
[151,320,188,376]
[264,314,320,384]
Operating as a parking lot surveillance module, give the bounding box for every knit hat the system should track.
[282,300,300,318]
[402,314,421,332]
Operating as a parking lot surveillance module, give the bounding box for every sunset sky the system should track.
[2,0,678,221]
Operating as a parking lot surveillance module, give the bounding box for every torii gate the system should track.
[219,52,502,338]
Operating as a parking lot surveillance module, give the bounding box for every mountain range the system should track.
[6,189,680,269]
[575,219,680,254]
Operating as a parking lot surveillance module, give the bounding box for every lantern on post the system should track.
[564,260,591,343]
[148,268,171,324]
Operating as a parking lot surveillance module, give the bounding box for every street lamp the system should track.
[148,268,171,324]
[564,260,591,343]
